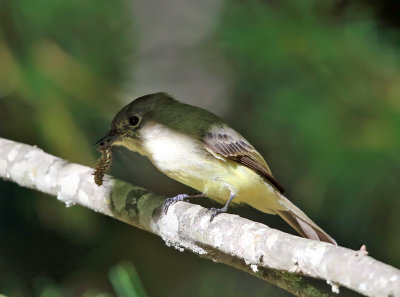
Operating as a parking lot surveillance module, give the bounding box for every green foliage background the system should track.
[0,0,399,296]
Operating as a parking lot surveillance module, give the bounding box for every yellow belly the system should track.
[162,155,285,214]
[203,159,285,213]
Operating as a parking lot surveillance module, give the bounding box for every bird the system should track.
[96,92,336,245]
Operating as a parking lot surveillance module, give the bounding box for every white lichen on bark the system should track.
[0,137,399,297]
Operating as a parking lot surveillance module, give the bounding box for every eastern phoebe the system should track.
[96,92,336,244]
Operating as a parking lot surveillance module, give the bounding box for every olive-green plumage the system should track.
[96,92,336,245]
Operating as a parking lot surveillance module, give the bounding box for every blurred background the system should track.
[1,0,399,296]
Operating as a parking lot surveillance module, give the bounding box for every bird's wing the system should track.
[202,125,285,194]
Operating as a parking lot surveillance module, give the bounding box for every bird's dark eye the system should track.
[129,115,140,126]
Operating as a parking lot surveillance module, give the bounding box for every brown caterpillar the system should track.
[93,148,113,186]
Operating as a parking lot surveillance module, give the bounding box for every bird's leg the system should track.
[164,193,205,214]
[208,193,236,222]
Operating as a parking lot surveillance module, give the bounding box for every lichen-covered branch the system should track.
[0,137,399,297]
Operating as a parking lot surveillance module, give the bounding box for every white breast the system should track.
[140,124,226,192]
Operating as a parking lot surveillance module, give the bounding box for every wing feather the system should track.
[202,125,285,194]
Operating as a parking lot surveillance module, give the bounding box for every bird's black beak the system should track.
[95,130,120,150]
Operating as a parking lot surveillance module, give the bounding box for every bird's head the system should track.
[95,92,175,152]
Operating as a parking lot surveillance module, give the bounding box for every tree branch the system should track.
[0,137,398,297]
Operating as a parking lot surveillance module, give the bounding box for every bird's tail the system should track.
[275,195,337,245]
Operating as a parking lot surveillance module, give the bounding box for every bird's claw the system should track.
[164,194,189,214]
[207,207,227,222]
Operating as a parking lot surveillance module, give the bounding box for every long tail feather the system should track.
[275,210,336,244]
[275,195,337,245]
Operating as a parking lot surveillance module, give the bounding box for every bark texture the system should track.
[0,137,399,297]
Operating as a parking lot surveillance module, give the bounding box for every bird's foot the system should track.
[207,206,228,222]
[164,194,190,214]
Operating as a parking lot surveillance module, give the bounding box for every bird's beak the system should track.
[95,129,120,150]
